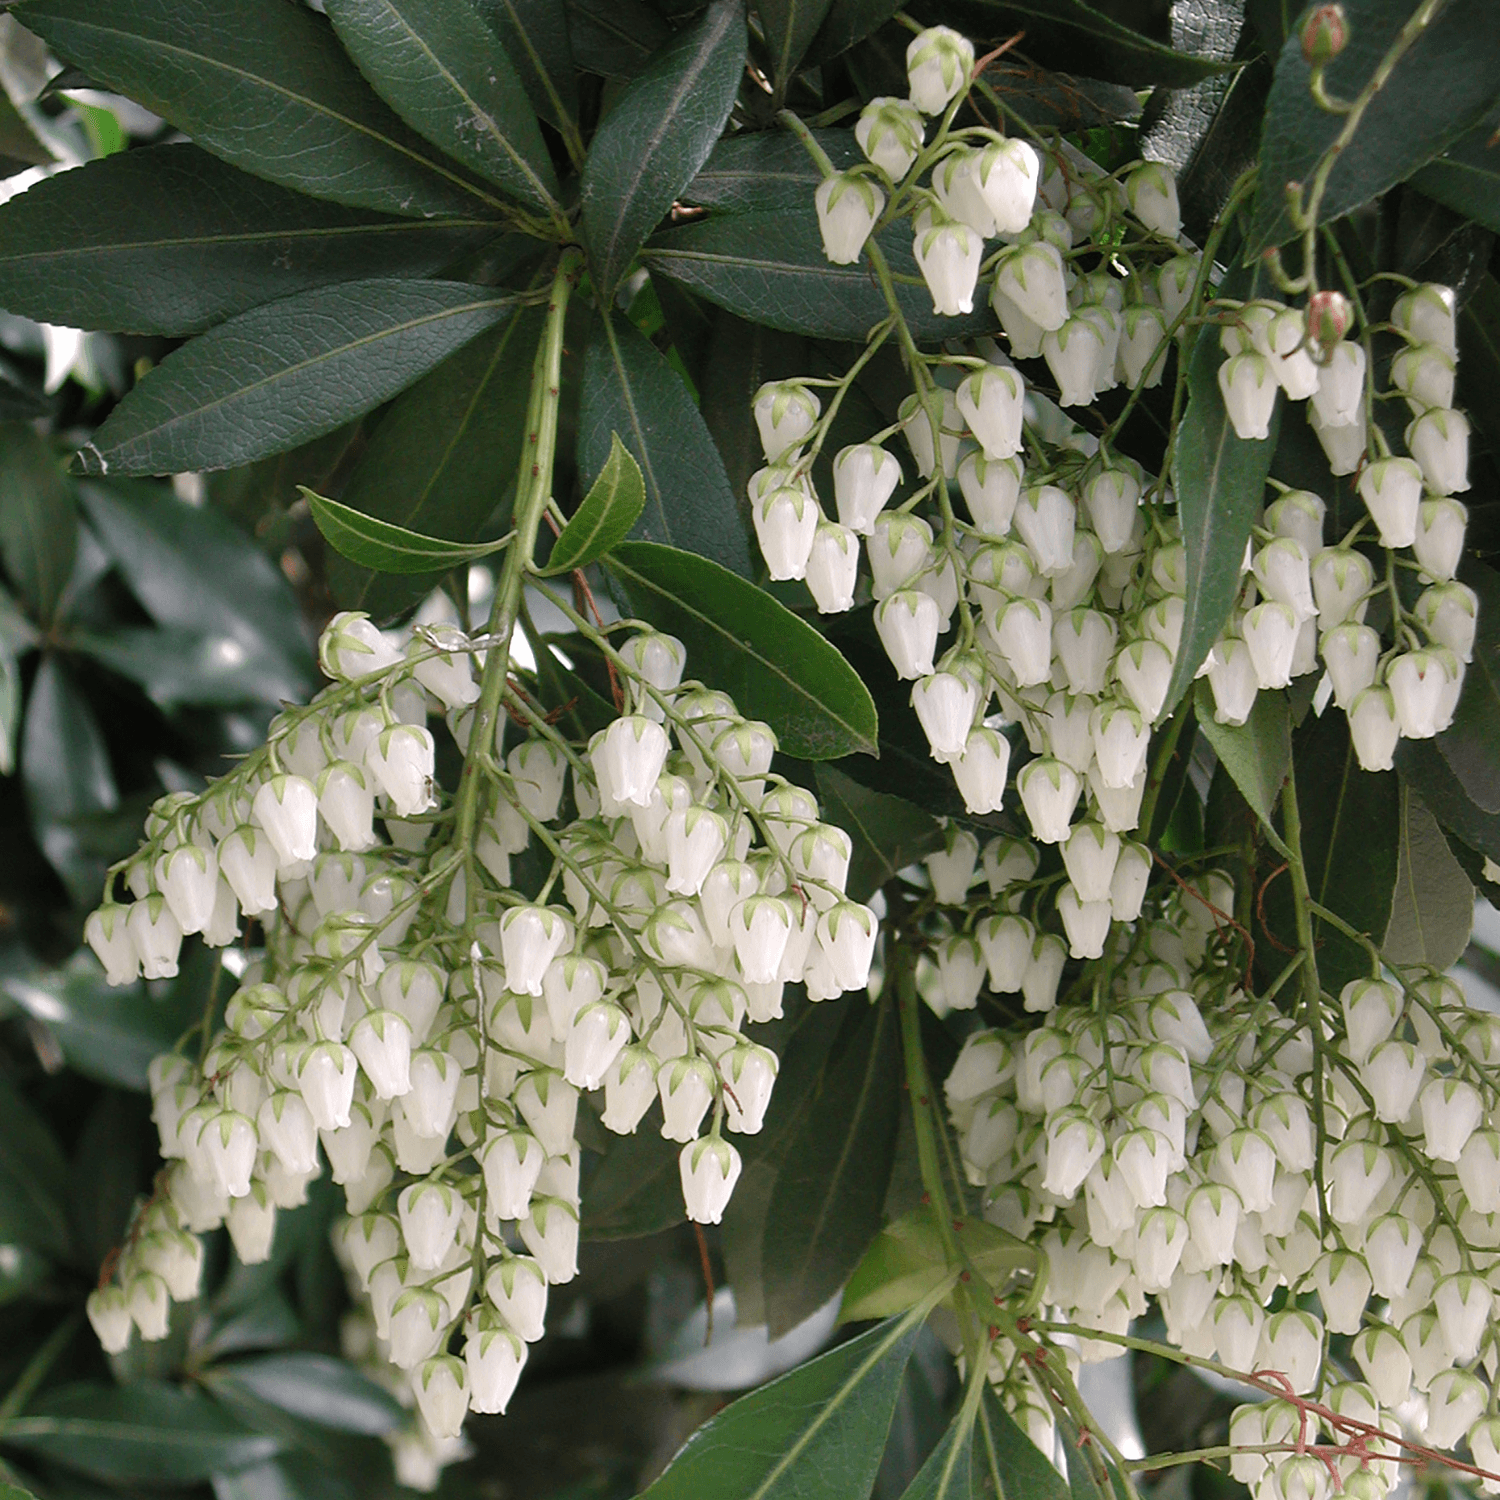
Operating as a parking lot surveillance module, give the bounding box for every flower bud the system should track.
[814,172,884,264]
[1305,288,1352,352]
[1301,3,1348,63]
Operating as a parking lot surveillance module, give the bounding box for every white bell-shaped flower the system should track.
[563,1001,630,1090]
[1266,307,1320,398]
[905,25,973,114]
[1357,456,1423,548]
[814,172,885,264]
[658,1057,715,1143]
[256,1090,318,1175]
[349,1010,413,1100]
[601,1046,658,1134]
[752,485,821,582]
[995,242,1068,332]
[1217,351,1277,439]
[1347,684,1400,771]
[1424,1368,1486,1450]
[680,1135,743,1224]
[514,1070,578,1158]
[1205,636,1257,725]
[868,512,935,595]
[956,365,1024,460]
[319,611,403,680]
[1310,340,1366,430]
[976,913,1032,991]
[154,844,218,937]
[855,97,924,179]
[1420,1075,1482,1162]
[1393,281,1457,355]
[398,1180,463,1272]
[1321,622,1379,711]
[252,773,319,866]
[194,1109,257,1199]
[388,1288,447,1370]
[1310,547,1371,628]
[1327,1138,1393,1224]
[991,280,1047,358]
[874,590,941,681]
[932,149,995,236]
[87,1285,134,1354]
[753,381,820,462]
[1013,484,1075,576]
[1090,700,1150,789]
[590,715,669,812]
[1242,601,1300,689]
[913,213,983,317]
[1057,883,1110,959]
[86,904,141,986]
[1413,497,1467,582]
[952,728,1010,815]
[1081,468,1140,555]
[1407,405,1470,493]
[466,1316,526,1415]
[366,725,435,818]
[1125,160,1180,238]
[1391,340,1455,409]
[993,597,1052,686]
[128,895,183,981]
[831,443,901,534]
[1433,1272,1492,1364]
[1043,317,1106,408]
[298,1041,357,1132]
[911,672,978,762]
[1114,638,1172,721]
[816,902,878,992]
[1021,933,1067,1013]
[479,1128,544,1220]
[1016,757,1081,844]
[1118,305,1168,389]
[1060,822,1120,904]
[1109,842,1150,921]
[957,451,1023,536]
[973,137,1039,234]
[1387,648,1452,739]
[499,906,570,997]
[804,521,859,614]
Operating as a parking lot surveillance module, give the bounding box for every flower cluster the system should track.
[82,611,874,1461]
[945,879,1500,1495]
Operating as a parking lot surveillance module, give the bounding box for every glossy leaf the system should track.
[761,0,835,89]
[580,0,747,299]
[804,0,904,63]
[1165,319,1281,709]
[20,656,117,906]
[580,1113,686,1239]
[545,432,646,573]
[1,1381,279,1483]
[645,210,1000,342]
[6,948,225,1092]
[1194,681,1290,831]
[329,307,539,618]
[841,1206,1037,1324]
[579,314,752,576]
[0,423,76,626]
[0,1069,71,1258]
[685,129,860,214]
[77,482,315,703]
[0,650,17,776]
[977,1388,1069,1500]
[1434,559,1500,812]
[324,0,557,212]
[566,0,670,78]
[305,488,508,574]
[638,1314,924,1500]
[813,765,944,901]
[762,996,900,1335]
[607,541,878,759]
[1414,120,1500,234]
[475,0,580,141]
[14,0,492,219]
[69,625,304,710]
[1384,783,1474,970]
[899,1406,976,1500]
[955,0,1231,86]
[1399,737,1500,865]
[205,1354,404,1436]
[76,280,517,477]
[0,144,494,337]
[1249,0,1500,253]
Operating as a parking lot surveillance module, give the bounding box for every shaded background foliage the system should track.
[0,0,1491,1497]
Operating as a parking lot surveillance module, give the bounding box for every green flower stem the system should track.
[1136,697,1191,836]
[454,245,583,862]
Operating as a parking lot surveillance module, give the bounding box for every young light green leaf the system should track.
[544,431,646,573]
[0,143,495,337]
[14,0,492,219]
[1384,782,1475,970]
[1249,0,1500,252]
[606,540,878,759]
[1194,680,1291,832]
[579,313,753,577]
[638,1314,925,1500]
[304,488,508,574]
[580,0,747,299]
[76,280,516,476]
[1165,316,1281,710]
[324,0,558,212]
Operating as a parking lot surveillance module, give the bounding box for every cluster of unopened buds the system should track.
[80,610,874,1461]
[944,897,1500,1496]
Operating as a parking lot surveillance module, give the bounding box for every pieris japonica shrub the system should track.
[3,0,1499,1496]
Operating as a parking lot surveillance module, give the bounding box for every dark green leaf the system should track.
[0,423,76,626]
[812,765,943,901]
[686,130,860,214]
[1248,0,1500,253]
[545,432,646,573]
[760,0,835,90]
[305,488,508,574]
[199,1292,303,1362]
[1400,738,1500,866]
[579,314,753,576]
[1413,117,1500,234]
[566,0,671,78]
[0,1247,48,1307]
[330,307,539,619]
[77,482,315,703]
[76,279,517,477]
[474,0,580,142]
[951,0,1231,87]
[976,1388,1069,1500]
[762,996,900,1335]
[0,651,18,776]
[607,540,878,759]
[1060,1412,1125,1500]
[5,948,223,1092]
[1193,681,1290,831]
[900,1406,977,1500]
[804,0,903,64]
[580,1110,686,1239]
[1433,559,1500,813]
[1273,712,1400,995]
[204,1355,404,1436]
[324,0,557,212]
[0,144,495,337]
[1165,318,1281,710]
[985,63,1143,131]
[20,656,117,906]
[68,626,304,710]
[0,89,53,170]
[645,209,1000,342]
[69,1090,155,1271]
[1,1381,279,1483]
[14,0,493,219]
[581,0,747,299]
[1383,783,1474,970]
[638,1314,924,1500]
[0,1069,71,1258]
